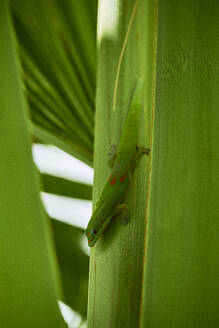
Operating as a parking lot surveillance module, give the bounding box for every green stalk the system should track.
[87,0,155,326]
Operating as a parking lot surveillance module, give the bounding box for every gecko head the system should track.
[86,213,112,247]
[86,219,108,247]
[86,228,99,247]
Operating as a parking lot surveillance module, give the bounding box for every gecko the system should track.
[86,79,150,247]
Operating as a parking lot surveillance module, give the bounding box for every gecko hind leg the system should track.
[113,203,130,225]
[131,145,150,173]
[107,144,117,168]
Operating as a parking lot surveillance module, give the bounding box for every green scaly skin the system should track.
[86,79,150,247]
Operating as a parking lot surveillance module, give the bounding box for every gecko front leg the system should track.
[107,144,117,168]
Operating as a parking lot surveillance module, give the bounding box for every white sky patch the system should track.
[33,144,93,185]
[58,301,86,328]
[41,193,92,229]
[97,0,119,44]
[79,233,90,257]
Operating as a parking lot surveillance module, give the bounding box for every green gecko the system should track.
[86,79,150,247]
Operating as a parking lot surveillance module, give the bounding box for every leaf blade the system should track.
[0,2,65,326]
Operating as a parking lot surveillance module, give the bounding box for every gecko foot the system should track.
[122,213,131,225]
[113,203,130,225]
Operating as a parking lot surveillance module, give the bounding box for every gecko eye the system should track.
[91,229,97,235]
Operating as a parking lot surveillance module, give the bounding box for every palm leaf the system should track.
[10,0,97,167]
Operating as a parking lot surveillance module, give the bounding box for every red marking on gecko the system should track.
[119,173,126,183]
[107,174,112,181]
[109,175,117,186]
[87,233,91,237]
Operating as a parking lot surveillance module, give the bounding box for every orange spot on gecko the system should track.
[87,233,91,237]
[109,176,117,186]
[107,174,112,181]
[119,173,126,183]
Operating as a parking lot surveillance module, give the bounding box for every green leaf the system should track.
[141,1,219,327]
[41,173,92,200]
[0,2,65,327]
[51,219,89,318]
